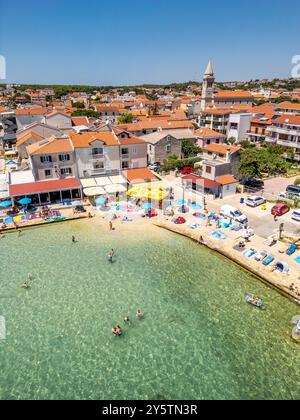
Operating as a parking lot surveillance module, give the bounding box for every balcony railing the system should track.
[121,154,129,159]
[270,127,300,136]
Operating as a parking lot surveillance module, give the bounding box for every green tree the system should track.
[71,109,99,118]
[182,139,202,158]
[72,101,85,109]
[118,112,134,124]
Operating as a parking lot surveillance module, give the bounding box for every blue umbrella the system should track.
[0,200,12,207]
[175,199,187,205]
[142,203,153,210]
[95,197,107,205]
[18,198,32,206]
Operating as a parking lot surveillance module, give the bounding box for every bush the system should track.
[294,178,300,186]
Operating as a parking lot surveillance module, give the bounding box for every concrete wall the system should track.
[44,114,72,130]
[220,183,237,198]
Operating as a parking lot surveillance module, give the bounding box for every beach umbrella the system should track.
[0,200,12,208]
[95,197,107,205]
[142,203,153,210]
[175,199,187,206]
[18,197,32,206]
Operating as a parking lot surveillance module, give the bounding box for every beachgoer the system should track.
[20,282,29,289]
[198,235,204,244]
[116,325,122,335]
[112,327,118,336]
[124,315,130,324]
[111,249,116,257]
[88,212,93,218]
[18,230,22,237]
[136,310,143,320]
[72,235,76,243]
[109,221,113,231]
[274,215,278,222]
[107,253,113,263]
[28,273,33,280]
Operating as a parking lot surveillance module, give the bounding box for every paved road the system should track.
[163,174,300,239]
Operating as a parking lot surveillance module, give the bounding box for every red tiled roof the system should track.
[214,90,253,99]
[215,175,237,185]
[182,175,219,189]
[122,168,158,184]
[9,178,81,197]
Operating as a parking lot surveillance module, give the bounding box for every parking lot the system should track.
[213,194,300,239]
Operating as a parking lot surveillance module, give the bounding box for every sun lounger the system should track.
[287,244,297,256]
[243,248,256,258]
[262,254,275,266]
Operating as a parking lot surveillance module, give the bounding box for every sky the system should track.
[0,0,300,86]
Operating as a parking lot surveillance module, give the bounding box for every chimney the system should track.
[226,147,231,163]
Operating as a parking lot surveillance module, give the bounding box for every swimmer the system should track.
[111,249,116,257]
[136,310,143,320]
[112,327,118,336]
[20,282,29,289]
[107,253,113,263]
[72,235,76,243]
[28,273,33,280]
[124,315,130,324]
[116,325,122,336]
[18,230,22,237]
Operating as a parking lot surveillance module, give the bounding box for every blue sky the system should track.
[1,0,299,85]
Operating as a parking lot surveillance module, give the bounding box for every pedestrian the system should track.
[109,221,113,231]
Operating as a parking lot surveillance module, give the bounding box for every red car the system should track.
[180,166,192,175]
[271,203,290,216]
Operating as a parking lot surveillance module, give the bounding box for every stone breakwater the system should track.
[153,218,300,305]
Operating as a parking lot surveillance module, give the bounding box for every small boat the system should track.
[245,294,265,309]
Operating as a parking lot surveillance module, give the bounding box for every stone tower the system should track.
[201,61,215,110]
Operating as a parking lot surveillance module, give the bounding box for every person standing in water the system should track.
[72,235,76,243]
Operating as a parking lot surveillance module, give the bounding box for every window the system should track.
[60,167,72,175]
[45,169,51,177]
[93,161,104,169]
[122,161,129,169]
[132,146,137,154]
[206,166,212,174]
[121,148,129,155]
[262,129,265,135]
[40,155,52,163]
[59,154,70,161]
[166,144,171,153]
[92,147,103,156]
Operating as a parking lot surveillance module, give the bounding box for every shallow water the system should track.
[0,220,299,400]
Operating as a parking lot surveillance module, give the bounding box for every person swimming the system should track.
[72,236,76,243]
[112,327,118,336]
[136,310,143,320]
[124,315,130,324]
[20,282,29,289]
[116,325,122,335]
[107,253,113,263]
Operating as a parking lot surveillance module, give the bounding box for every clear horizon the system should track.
[1,0,300,85]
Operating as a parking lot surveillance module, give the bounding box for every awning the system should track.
[81,178,97,188]
[109,175,127,184]
[94,177,111,186]
[83,186,106,196]
[104,184,127,194]
[9,178,81,197]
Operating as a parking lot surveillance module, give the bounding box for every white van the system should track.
[219,205,248,224]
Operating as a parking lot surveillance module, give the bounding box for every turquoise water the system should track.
[0,220,299,400]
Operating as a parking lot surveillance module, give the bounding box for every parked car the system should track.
[286,185,300,197]
[245,195,266,207]
[271,203,290,216]
[148,162,160,172]
[291,210,300,222]
[180,166,192,175]
[219,205,248,224]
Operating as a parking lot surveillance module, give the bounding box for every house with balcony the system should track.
[265,114,300,161]
[70,130,147,178]
[26,136,78,181]
[194,127,226,148]
[274,101,300,115]
[198,109,231,135]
